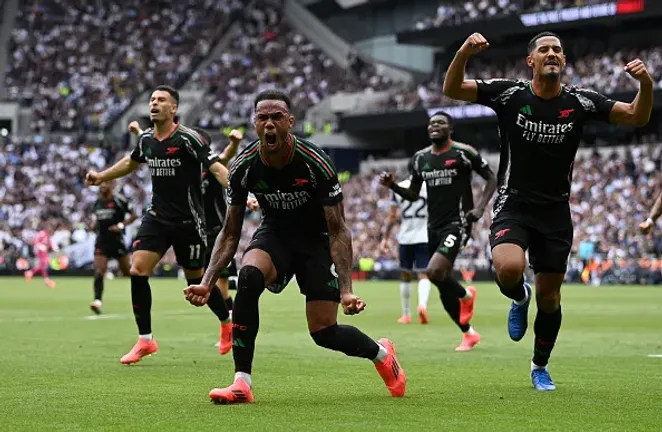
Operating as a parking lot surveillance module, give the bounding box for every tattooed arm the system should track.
[185,204,245,306]
[324,202,353,295]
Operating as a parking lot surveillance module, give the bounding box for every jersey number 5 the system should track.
[402,198,427,220]
[444,234,457,248]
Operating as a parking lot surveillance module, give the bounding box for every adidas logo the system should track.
[422,162,432,170]
[254,180,269,190]
[520,105,532,115]
[327,279,339,290]
[233,338,246,348]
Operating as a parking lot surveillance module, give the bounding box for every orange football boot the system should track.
[374,338,406,397]
[459,285,477,325]
[120,338,158,364]
[455,332,481,352]
[209,378,254,404]
[218,322,232,355]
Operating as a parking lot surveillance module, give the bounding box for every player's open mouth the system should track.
[545,60,559,66]
[150,109,159,114]
[265,133,277,146]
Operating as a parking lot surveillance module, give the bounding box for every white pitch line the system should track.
[0,309,199,324]
[647,354,662,358]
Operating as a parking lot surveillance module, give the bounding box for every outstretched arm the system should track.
[208,161,229,188]
[379,172,422,202]
[86,155,140,185]
[219,129,243,166]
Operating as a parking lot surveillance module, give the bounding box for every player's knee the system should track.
[400,271,412,282]
[426,265,448,282]
[536,289,561,311]
[94,268,105,278]
[129,265,149,277]
[236,265,265,297]
[494,259,525,288]
[310,324,338,349]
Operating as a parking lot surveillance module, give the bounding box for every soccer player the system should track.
[443,32,653,389]
[24,222,57,288]
[89,180,137,314]
[380,112,497,352]
[639,190,662,234]
[127,121,246,354]
[184,90,406,404]
[380,179,432,324]
[85,85,232,364]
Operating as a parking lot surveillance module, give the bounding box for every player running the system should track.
[380,112,497,352]
[184,90,406,404]
[127,121,246,355]
[380,179,432,324]
[443,32,653,389]
[85,85,233,364]
[89,180,137,314]
[24,223,57,288]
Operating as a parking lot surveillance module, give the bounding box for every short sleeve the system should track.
[466,147,492,180]
[317,163,343,206]
[475,78,521,110]
[130,135,147,163]
[226,165,249,206]
[408,156,423,185]
[181,130,221,168]
[574,88,616,123]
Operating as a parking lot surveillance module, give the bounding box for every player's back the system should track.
[392,179,428,245]
[227,137,343,237]
[33,230,51,253]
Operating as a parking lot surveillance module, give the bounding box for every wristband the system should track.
[117,222,125,230]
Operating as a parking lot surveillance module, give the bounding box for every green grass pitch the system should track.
[1,277,661,431]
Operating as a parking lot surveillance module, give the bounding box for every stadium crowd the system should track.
[190,0,392,129]
[1,134,661,284]
[382,46,662,112]
[4,0,243,132]
[413,0,607,30]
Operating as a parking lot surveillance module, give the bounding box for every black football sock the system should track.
[130,275,152,335]
[439,290,470,333]
[93,275,104,301]
[497,276,526,302]
[532,306,562,367]
[232,266,265,374]
[310,324,380,360]
[224,296,233,311]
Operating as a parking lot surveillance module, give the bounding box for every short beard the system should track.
[430,136,448,146]
[542,70,560,82]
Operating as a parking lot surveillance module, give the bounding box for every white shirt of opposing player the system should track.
[392,179,428,245]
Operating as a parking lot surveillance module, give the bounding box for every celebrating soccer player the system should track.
[380,179,432,325]
[443,32,653,390]
[85,85,232,364]
[184,90,406,404]
[380,112,497,352]
[89,180,137,314]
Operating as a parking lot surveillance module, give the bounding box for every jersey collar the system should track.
[431,139,452,155]
[154,122,180,141]
[258,133,297,167]
[527,81,563,99]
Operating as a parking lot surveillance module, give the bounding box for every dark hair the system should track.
[154,85,179,105]
[191,127,212,145]
[254,90,291,110]
[528,32,563,53]
[430,111,453,127]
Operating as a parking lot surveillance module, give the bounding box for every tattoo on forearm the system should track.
[325,204,353,295]
[202,205,244,287]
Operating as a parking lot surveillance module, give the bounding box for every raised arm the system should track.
[640,190,662,234]
[184,204,245,306]
[218,129,243,166]
[608,59,653,127]
[208,161,229,188]
[442,33,489,102]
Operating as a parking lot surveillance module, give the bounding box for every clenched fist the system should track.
[229,129,243,144]
[459,33,489,56]
[128,121,142,136]
[624,59,653,85]
[85,171,103,186]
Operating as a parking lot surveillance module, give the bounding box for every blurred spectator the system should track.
[191,0,392,129]
[5,0,242,132]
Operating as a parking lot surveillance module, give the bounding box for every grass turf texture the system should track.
[1,277,661,431]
